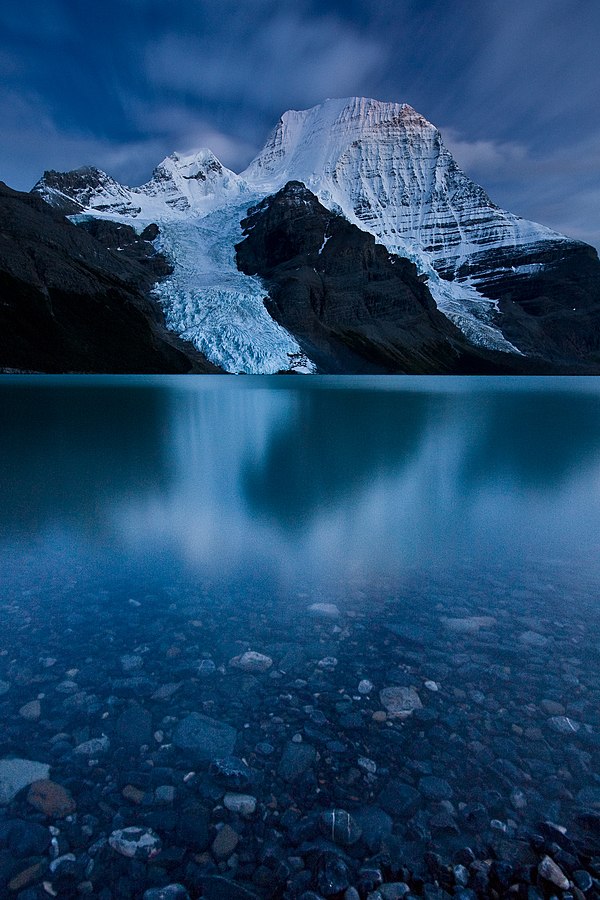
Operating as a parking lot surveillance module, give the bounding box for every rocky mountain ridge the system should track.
[0,183,220,373]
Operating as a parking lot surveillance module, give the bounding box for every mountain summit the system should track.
[22,98,600,373]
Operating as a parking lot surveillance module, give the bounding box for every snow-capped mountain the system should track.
[37,149,251,219]
[30,97,600,373]
[242,97,564,277]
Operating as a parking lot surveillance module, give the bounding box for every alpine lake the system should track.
[1,375,600,900]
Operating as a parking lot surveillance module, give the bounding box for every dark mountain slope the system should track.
[448,242,600,365]
[0,183,220,373]
[235,182,579,374]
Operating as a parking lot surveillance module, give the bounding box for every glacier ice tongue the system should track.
[153,203,315,374]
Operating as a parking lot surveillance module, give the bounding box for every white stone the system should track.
[318,657,338,669]
[308,603,340,618]
[109,827,162,860]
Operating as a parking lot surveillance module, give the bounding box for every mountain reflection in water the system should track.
[1,376,600,590]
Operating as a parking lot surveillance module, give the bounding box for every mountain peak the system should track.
[241,96,438,193]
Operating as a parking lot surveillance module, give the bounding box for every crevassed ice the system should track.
[153,203,315,374]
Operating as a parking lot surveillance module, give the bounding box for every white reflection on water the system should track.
[93,376,600,591]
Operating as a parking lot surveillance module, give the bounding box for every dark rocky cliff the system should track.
[454,242,600,365]
[0,183,220,373]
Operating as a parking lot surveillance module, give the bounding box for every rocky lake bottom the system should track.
[2,375,600,899]
[1,553,600,900]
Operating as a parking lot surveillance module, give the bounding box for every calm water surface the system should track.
[1,375,600,897]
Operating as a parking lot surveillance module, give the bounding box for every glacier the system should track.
[35,97,582,370]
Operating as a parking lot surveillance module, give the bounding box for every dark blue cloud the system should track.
[0,0,598,248]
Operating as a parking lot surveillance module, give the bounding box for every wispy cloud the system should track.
[0,0,597,248]
[145,7,385,111]
[441,124,600,249]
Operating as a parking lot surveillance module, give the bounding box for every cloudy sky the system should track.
[1,0,598,248]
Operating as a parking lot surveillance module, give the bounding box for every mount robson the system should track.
[2,97,600,374]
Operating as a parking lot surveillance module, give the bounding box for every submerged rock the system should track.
[109,826,162,860]
[74,735,110,756]
[538,855,570,890]
[380,686,423,718]
[173,712,237,761]
[229,650,273,672]
[27,779,76,817]
[442,616,496,632]
[278,741,316,781]
[0,758,50,804]
[143,887,190,900]
[308,603,341,618]
[223,793,257,815]
[320,809,362,846]
[19,700,41,721]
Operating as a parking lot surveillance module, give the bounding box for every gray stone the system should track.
[55,680,79,694]
[120,654,144,672]
[115,704,152,746]
[320,809,362,846]
[198,660,216,677]
[223,793,257,815]
[519,630,549,647]
[0,681,10,696]
[379,886,410,900]
[19,700,41,721]
[0,758,50,804]
[541,699,565,716]
[379,686,422,718]
[74,735,110,756]
[278,741,316,781]
[212,823,239,858]
[155,785,176,804]
[418,776,453,801]
[548,716,580,734]
[151,682,182,701]
[173,713,237,761]
[229,651,273,673]
[378,780,421,817]
[443,616,496,632]
[538,855,569,890]
[353,806,393,852]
